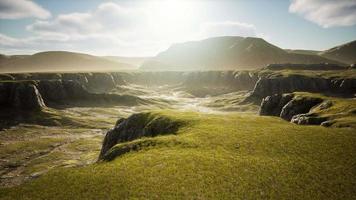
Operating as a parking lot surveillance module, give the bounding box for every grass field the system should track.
[1,110,355,199]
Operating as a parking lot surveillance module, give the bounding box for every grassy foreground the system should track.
[1,111,355,199]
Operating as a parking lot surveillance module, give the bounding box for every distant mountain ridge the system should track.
[103,56,150,68]
[0,51,134,73]
[1,37,354,73]
[141,36,349,71]
[319,40,356,64]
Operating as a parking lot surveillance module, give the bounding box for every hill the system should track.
[141,36,341,71]
[0,51,134,73]
[319,40,356,64]
[1,110,355,199]
[103,56,150,68]
[285,49,321,55]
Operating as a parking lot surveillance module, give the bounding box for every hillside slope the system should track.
[103,56,150,68]
[319,40,356,64]
[141,36,341,71]
[1,111,355,199]
[0,51,133,73]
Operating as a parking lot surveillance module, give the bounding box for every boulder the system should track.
[259,93,294,116]
[291,113,328,125]
[99,113,183,160]
[280,96,323,121]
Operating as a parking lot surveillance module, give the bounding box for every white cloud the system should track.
[289,0,356,28]
[199,21,257,38]
[0,2,261,56]
[26,2,142,37]
[0,0,51,19]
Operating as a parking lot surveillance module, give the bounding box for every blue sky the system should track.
[0,0,355,56]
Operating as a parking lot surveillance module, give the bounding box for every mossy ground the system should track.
[259,68,356,79]
[294,92,356,128]
[1,110,355,199]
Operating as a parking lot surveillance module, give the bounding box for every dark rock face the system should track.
[99,113,183,160]
[0,82,46,111]
[259,93,327,125]
[183,70,258,90]
[250,75,356,102]
[291,113,328,125]
[37,80,90,104]
[259,93,294,116]
[86,73,116,92]
[280,97,323,121]
[62,73,88,85]
[265,63,347,71]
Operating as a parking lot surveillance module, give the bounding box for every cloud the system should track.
[27,2,141,37]
[289,0,356,28]
[0,0,51,19]
[0,2,261,56]
[199,21,257,38]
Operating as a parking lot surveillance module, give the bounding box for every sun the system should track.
[144,0,200,42]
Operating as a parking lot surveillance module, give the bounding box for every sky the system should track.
[0,0,355,56]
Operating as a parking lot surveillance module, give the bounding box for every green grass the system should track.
[293,92,356,128]
[1,110,355,199]
[202,91,259,112]
[259,68,356,79]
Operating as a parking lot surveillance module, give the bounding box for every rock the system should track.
[37,80,68,103]
[0,74,14,81]
[249,75,356,102]
[0,82,10,104]
[10,82,46,110]
[339,79,356,94]
[280,96,323,121]
[265,63,347,71]
[259,93,294,116]
[86,73,116,92]
[318,100,333,110]
[62,73,89,86]
[37,80,90,104]
[291,113,328,125]
[321,120,335,127]
[99,113,183,160]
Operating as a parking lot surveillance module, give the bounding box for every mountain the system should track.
[319,40,356,64]
[102,56,150,68]
[141,36,342,71]
[285,49,321,55]
[0,51,134,73]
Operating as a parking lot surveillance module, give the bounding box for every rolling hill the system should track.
[0,51,134,73]
[103,56,150,68]
[141,36,343,71]
[319,40,356,64]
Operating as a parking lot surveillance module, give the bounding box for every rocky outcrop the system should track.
[0,82,46,111]
[259,93,294,116]
[99,113,183,160]
[280,96,323,121]
[291,113,328,125]
[37,80,90,104]
[8,72,126,93]
[86,73,116,92]
[260,93,326,125]
[250,75,356,102]
[183,71,258,90]
[265,63,347,71]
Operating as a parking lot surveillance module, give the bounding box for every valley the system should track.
[0,67,355,199]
